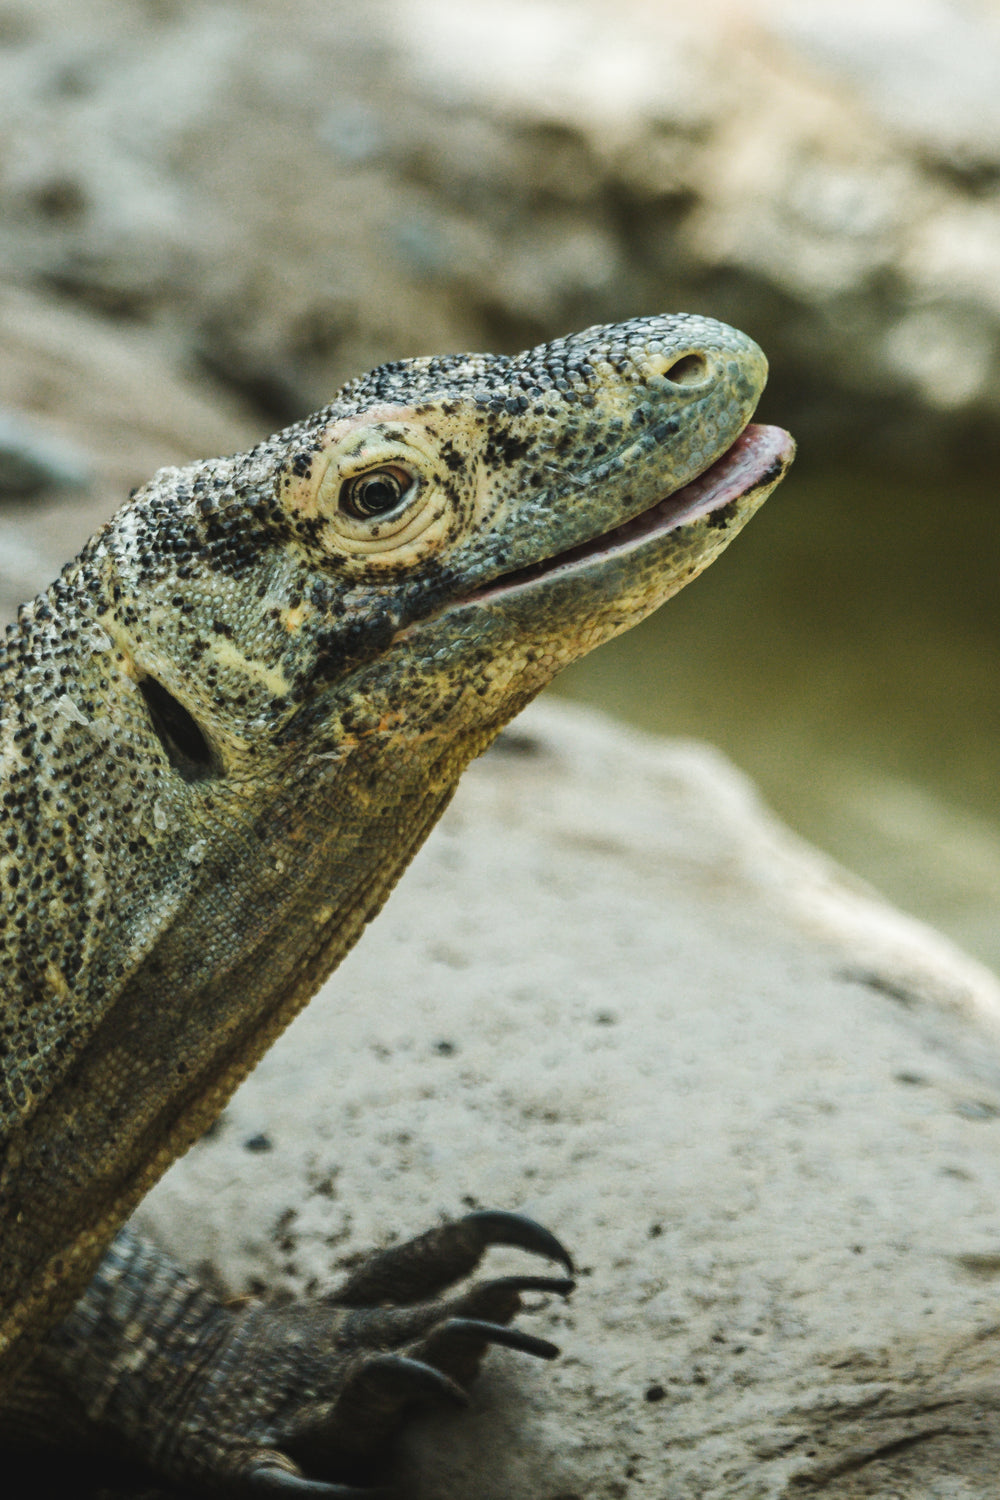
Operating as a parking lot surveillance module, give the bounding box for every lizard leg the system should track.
[17,1215,574,1496]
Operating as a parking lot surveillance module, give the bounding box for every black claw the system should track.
[361,1352,469,1408]
[439,1316,561,1360]
[481,1274,576,1298]
[249,1465,390,1498]
[462,1210,575,1275]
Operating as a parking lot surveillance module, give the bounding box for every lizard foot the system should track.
[31,1214,574,1496]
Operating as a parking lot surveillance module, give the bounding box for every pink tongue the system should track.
[651,423,794,531]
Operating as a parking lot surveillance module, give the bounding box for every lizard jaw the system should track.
[468,423,795,603]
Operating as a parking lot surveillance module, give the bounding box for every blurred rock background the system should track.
[2,0,1000,965]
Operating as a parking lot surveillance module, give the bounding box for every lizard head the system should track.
[256,312,794,757]
[95,314,793,775]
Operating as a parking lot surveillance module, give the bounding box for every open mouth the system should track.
[470,423,794,604]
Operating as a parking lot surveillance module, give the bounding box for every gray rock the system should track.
[767,0,1000,172]
[141,700,1000,1498]
[0,407,91,497]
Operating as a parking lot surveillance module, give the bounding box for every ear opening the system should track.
[137,675,217,782]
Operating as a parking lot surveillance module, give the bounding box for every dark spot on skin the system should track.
[305,608,399,688]
[749,457,785,491]
[440,440,466,473]
[708,498,739,529]
[483,432,534,469]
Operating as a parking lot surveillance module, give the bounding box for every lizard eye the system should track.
[340,467,413,519]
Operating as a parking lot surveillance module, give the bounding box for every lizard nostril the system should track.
[663,353,709,386]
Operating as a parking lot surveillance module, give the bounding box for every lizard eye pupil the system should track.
[341,469,410,519]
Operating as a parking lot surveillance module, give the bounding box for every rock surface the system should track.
[139,700,1000,1499]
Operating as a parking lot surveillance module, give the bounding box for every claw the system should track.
[249,1465,391,1498]
[334,1209,575,1309]
[462,1210,575,1275]
[436,1316,561,1361]
[454,1272,575,1327]
[478,1274,576,1298]
[356,1353,469,1408]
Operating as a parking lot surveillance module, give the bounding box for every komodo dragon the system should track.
[0,314,794,1494]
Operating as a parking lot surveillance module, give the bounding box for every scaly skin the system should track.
[0,314,793,1492]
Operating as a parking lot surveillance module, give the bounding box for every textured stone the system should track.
[0,407,90,498]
